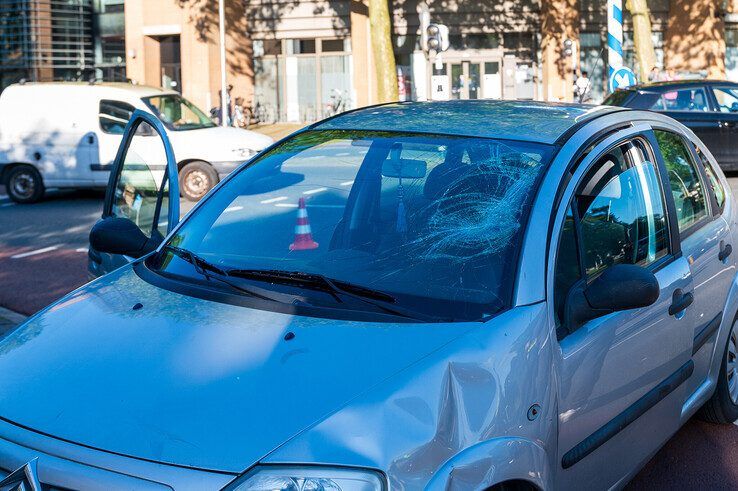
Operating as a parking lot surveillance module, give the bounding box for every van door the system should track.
[87,110,179,277]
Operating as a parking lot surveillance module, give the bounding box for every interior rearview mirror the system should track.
[381,158,427,179]
[564,264,660,333]
[89,217,160,258]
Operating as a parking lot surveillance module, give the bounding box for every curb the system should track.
[0,306,27,335]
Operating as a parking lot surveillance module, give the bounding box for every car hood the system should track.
[0,266,476,473]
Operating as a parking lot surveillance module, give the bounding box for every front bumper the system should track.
[0,419,235,490]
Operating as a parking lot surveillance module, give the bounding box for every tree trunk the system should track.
[368,0,398,102]
[626,0,657,81]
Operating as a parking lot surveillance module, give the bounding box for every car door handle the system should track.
[719,241,733,261]
[669,289,694,316]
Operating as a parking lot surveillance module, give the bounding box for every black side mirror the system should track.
[564,264,660,333]
[89,217,160,258]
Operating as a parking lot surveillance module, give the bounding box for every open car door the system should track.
[88,110,179,277]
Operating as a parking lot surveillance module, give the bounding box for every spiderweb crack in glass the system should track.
[413,158,541,260]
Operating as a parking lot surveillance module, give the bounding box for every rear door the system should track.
[88,110,180,277]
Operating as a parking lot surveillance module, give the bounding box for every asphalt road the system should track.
[2,177,738,488]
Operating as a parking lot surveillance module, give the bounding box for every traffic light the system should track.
[426,23,449,53]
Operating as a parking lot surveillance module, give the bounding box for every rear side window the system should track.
[654,130,709,232]
[554,139,669,323]
[712,87,738,113]
[99,100,135,134]
[695,146,726,213]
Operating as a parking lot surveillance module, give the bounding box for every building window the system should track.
[287,39,316,55]
[254,38,353,123]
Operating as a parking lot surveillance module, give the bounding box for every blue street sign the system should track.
[609,66,637,92]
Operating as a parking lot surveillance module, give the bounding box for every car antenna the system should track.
[580,46,605,103]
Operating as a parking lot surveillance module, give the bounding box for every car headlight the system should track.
[225,465,386,491]
[232,147,257,158]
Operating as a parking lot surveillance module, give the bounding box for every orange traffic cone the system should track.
[289,197,319,251]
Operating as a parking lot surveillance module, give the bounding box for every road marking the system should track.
[0,194,8,200]
[260,196,288,204]
[275,203,299,208]
[303,187,327,195]
[75,248,87,253]
[225,205,244,213]
[11,245,61,259]
[0,203,14,208]
[340,180,354,186]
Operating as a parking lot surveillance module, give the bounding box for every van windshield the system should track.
[143,94,215,131]
[150,130,554,321]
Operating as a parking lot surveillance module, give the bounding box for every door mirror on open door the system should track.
[89,110,179,274]
[564,264,660,332]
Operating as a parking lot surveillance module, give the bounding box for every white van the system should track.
[0,82,273,203]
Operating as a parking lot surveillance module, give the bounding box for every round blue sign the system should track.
[609,67,637,92]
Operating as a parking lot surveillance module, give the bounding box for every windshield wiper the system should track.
[161,246,281,303]
[226,269,450,322]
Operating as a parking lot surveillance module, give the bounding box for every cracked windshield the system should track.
[152,130,554,321]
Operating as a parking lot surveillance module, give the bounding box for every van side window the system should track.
[99,100,135,134]
[554,139,669,325]
[654,130,709,233]
[695,146,725,213]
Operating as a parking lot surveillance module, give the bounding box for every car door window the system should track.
[654,130,709,232]
[655,88,709,112]
[554,139,669,322]
[712,87,738,113]
[111,123,170,238]
[695,146,726,213]
[99,100,135,134]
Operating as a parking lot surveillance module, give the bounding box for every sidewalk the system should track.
[0,307,26,336]
[250,123,304,141]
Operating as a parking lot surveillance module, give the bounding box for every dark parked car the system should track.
[604,80,738,171]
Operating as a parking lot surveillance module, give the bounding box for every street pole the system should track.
[607,0,624,77]
[218,0,228,127]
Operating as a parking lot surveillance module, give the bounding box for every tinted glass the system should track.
[99,100,135,134]
[554,205,580,323]
[657,88,709,111]
[576,145,668,278]
[111,124,168,237]
[655,130,709,232]
[712,87,738,113]
[151,130,555,322]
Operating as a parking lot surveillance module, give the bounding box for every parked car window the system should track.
[655,130,709,232]
[99,100,135,134]
[712,87,738,113]
[111,130,169,238]
[695,146,726,212]
[654,88,709,112]
[149,130,556,322]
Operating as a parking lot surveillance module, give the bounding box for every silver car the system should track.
[1,101,737,490]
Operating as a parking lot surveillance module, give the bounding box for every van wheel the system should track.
[179,161,218,202]
[698,318,738,424]
[5,165,45,204]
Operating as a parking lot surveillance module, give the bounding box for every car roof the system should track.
[311,100,625,145]
[620,79,738,92]
[6,81,175,98]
